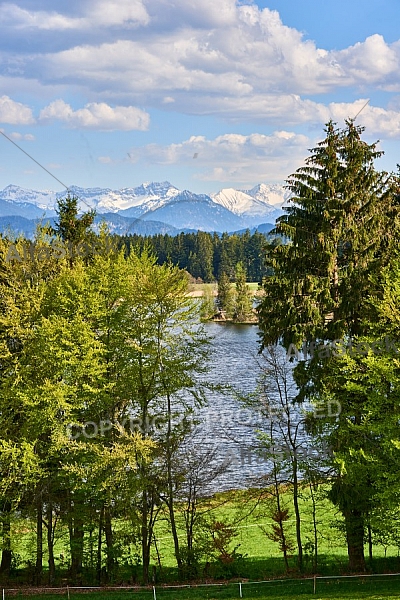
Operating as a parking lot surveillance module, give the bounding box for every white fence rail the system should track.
[3,573,400,598]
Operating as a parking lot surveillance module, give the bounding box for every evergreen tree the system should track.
[233,262,253,322]
[217,271,234,317]
[200,285,216,320]
[258,120,400,571]
[54,193,96,245]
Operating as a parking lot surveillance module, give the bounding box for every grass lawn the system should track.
[10,486,400,586]
[187,282,262,297]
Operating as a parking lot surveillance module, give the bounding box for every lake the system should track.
[187,322,271,492]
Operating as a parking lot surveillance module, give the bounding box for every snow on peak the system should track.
[0,182,288,224]
[245,183,291,207]
[211,187,276,216]
[1,184,57,209]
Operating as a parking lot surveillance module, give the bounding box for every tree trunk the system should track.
[68,493,84,584]
[273,468,290,572]
[166,498,182,575]
[309,481,318,574]
[367,522,373,563]
[0,501,12,575]
[96,505,104,583]
[70,521,84,582]
[35,496,43,584]
[345,510,365,572]
[141,490,150,584]
[104,505,115,580]
[46,502,55,584]
[292,458,303,572]
[165,390,182,576]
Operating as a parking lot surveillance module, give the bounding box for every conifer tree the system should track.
[54,193,96,245]
[217,271,234,317]
[233,262,253,322]
[258,120,400,571]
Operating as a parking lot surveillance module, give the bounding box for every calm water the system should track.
[188,322,270,492]
[175,322,320,493]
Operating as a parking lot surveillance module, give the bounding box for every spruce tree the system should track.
[217,271,234,317]
[258,120,400,571]
[54,193,96,245]
[233,262,253,322]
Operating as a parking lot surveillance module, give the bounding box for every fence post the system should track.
[153,585,157,600]
[313,574,316,594]
[67,585,70,600]
[2,588,4,600]
[239,581,243,598]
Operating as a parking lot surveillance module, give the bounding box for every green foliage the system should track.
[233,262,253,321]
[257,120,400,572]
[217,272,235,317]
[119,229,271,283]
[199,285,216,320]
[0,231,212,583]
[53,194,96,245]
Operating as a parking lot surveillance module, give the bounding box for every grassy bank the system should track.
[7,487,400,588]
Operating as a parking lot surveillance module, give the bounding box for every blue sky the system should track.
[1,0,399,195]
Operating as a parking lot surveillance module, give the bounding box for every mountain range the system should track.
[0,182,290,238]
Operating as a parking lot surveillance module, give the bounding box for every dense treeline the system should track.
[118,230,273,282]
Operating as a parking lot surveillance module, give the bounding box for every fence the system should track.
[3,573,400,599]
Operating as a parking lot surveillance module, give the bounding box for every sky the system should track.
[1,0,400,195]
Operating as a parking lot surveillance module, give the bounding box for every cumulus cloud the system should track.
[20,3,398,131]
[0,0,149,30]
[128,131,311,183]
[1,1,400,142]
[335,35,400,87]
[328,100,400,138]
[39,99,150,131]
[0,95,35,125]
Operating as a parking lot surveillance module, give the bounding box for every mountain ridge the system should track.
[0,181,288,237]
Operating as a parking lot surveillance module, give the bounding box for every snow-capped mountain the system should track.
[211,184,288,227]
[68,181,181,215]
[211,188,271,216]
[139,190,246,232]
[0,184,57,211]
[0,181,285,237]
[245,183,292,206]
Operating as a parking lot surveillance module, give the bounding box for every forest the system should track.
[1,120,400,589]
[117,229,274,283]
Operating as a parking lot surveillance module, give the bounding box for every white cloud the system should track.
[0,95,35,125]
[9,131,35,141]
[88,0,149,28]
[39,99,150,131]
[335,35,400,87]
[128,131,311,183]
[328,101,400,138]
[24,3,399,129]
[1,1,400,142]
[0,0,149,30]
[146,0,237,29]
